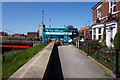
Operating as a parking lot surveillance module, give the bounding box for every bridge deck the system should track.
[8,44,111,79]
[58,44,110,78]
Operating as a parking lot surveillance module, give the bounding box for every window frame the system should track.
[98,27,102,34]
[97,8,101,18]
[97,5,102,19]
[109,0,116,14]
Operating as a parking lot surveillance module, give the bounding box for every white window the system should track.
[97,8,101,18]
[109,0,116,14]
[93,35,96,40]
[93,28,96,34]
[98,35,102,40]
[98,27,102,34]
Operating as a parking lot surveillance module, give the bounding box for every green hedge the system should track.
[114,31,120,51]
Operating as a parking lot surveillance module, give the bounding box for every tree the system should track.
[102,23,106,46]
[2,31,8,36]
[66,25,74,28]
[114,31,120,51]
[78,34,84,39]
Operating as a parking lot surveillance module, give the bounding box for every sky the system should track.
[2,2,97,35]
[0,1,2,30]
[2,0,100,2]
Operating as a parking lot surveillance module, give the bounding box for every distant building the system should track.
[12,34,25,37]
[39,24,45,39]
[27,32,39,39]
[92,0,120,47]
[79,26,92,40]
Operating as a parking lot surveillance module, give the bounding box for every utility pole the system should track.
[85,23,87,27]
[64,25,66,28]
[88,21,90,26]
[42,10,44,24]
[49,19,51,28]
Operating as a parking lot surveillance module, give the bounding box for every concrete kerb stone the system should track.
[72,44,116,79]
[8,42,54,79]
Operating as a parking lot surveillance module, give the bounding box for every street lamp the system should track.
[42,10,44,24]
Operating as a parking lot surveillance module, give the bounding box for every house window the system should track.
[97,8,101,18]
[93,28,96,34]
[93,35,96,40]
[109,0,116,13]
[98,28,102,34]
[98,35,102,40]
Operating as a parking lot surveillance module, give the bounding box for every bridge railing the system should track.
[2,40,42,43]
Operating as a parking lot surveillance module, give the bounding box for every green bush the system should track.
[89,40,102,50]
[114,31,120,51]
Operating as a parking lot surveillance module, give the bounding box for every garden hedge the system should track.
[114,31,120,51]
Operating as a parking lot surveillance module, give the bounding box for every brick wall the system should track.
[101,2,109,18]
[116,1,120,11]
[93,8,97,22]
[92,2,109,23]
[92,1,120,23]
[117,0,120,31]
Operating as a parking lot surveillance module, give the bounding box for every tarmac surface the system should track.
[58,44,111,79]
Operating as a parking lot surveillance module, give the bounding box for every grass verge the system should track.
[104,73,111,77]
[2,43,48,79]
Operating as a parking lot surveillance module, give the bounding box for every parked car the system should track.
[68,39,72,44]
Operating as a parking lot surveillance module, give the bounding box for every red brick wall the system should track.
[93,1,120,23]
[93,9,97,22]
[101,2,109,18]
[84,31,92,39]
[116,1,120,11]
[116,1,120,31]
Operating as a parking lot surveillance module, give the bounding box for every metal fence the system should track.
[73,41,120,77]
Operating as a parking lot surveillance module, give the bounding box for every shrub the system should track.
[114,31,120,51]
[89,40,102,50]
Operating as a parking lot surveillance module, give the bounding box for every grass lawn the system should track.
[2,43,48,79]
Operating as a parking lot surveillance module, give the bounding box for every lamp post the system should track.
[42,10,44,24]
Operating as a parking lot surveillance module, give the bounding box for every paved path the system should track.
[58,44,110,78]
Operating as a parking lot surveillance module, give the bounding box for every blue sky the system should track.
[0,1,2,31]
[2,2,97,35]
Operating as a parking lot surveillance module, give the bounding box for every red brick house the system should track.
[79,26,92,40]
[12,34,25,37]
[27,32,39,39]
[92,0,120,47]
